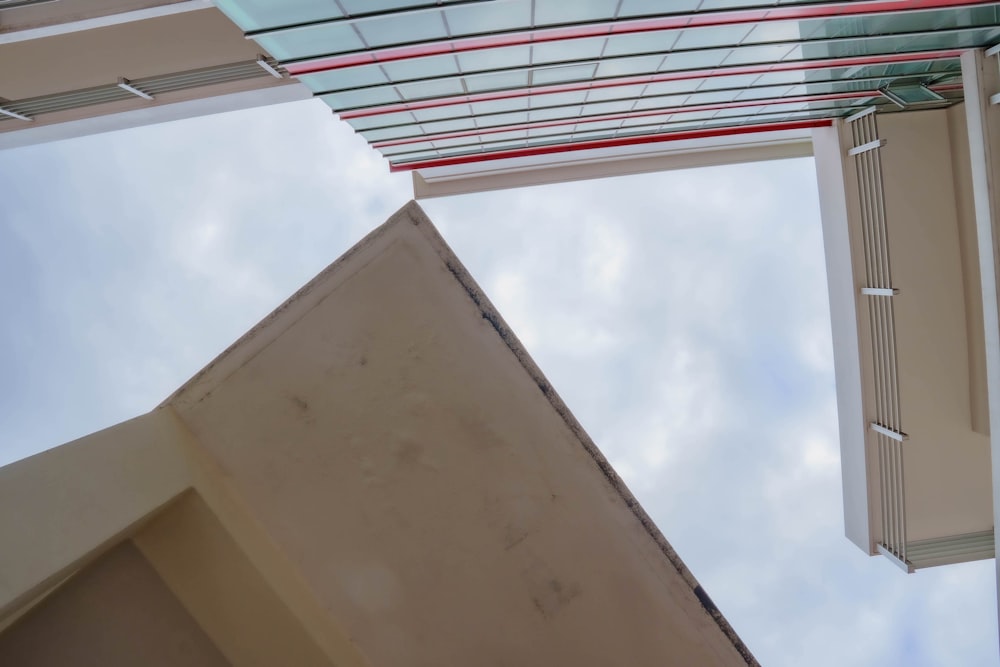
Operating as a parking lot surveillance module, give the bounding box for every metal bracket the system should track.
[117,77,153,101]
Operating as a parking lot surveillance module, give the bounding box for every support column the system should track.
[962,47,1000,647]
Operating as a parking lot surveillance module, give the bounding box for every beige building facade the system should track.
[0,0,308,148]
[0,203,757,666]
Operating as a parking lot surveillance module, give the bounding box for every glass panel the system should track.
[629,93,686,111]
[594,54,664,78]
[355,11,448,47]
[458,45,531,73]
[533,0,619,26]
[722,43,798,66]
[397,78,466,100]
[413,104,472,121]
[696,73,762,92]
[529,90,587,108]
[445,0,532,35]
[740,20,817,45]
[381,55,459,82]
[382,141,436,156]
[347,111,415,130]
[733,84,796,101]
[362,125,423,142]
[531,63,597,86]
[299,66,388,93]
[641,79,699,97]
[340,0,428,14]
[528,124,574,137]
[321,87,401,109]
[531,37,607,65]
[476,111,528,127]
[215,0,343,32]
[750,70,805,87]
[602,31,680,57]
[581,100,641,116]
[620,113,671,128]
[672,25,754,50]
[530,105,582,121]
[618,0,700,17]
[256,24,364,61]
[421,117,478,134]
[575,118,626,132]
[585,84,647,102]
[660,49,729,71]
[464,70,530,93]
[471,98,530,115]
[479,129,530,143]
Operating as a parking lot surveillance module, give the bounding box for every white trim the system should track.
[870,422,908,441]
[0,83,311,150]
[848,139,887,156]
[812,122,877,555]
[117,77,154,101]
[845,106,878,123]
[876,544,914,573]
[413,131,813,198]
[0,106,31,121]
[860,287,899,296]
[0,0,212,45]
[256,55,284,79]
[961,47,1000,652]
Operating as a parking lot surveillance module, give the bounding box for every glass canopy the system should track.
[217,0,1000,171]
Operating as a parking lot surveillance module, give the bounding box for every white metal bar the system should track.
[985,43,1000,57]
[256,56,283,79]
[0,1,210,45]
[845,105,877,123]
[117,78,153,101]
[0,106,31,121]
[861,287,899,296]
[848,138,887,156]
[870,422,908,441]
[876,543,915,573]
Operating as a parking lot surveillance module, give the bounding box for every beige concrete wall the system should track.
[0,8,258,98]
[0,541,230,666]
[946,103,990,435]
[0,411,190,621]
[878,109,993,541]
[134,492,336,667]
[166,203,754,666]
[0,0,192,36]
[0,203,754,666]
[813,122,880,553]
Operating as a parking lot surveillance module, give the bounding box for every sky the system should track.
[0,97,997,665]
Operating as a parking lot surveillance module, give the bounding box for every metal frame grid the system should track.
[216,0,1000,170]
[848,107,909,571]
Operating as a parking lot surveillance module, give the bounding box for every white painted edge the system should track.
[413,135,813,198]
[869,422,908,441]
[0,83,311,150]
[0,0,213,45]
[848,139,887,156]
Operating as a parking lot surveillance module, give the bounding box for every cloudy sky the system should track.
[0,98,996,665]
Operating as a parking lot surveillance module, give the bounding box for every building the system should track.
[0,0,308,149]
[4,0,1000,651]
[0,203,757,666]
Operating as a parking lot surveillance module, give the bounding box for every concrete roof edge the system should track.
[159,199,758,664]
[402,202,760,667]
[160,200,426,408]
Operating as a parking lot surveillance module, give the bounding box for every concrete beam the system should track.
[961,47,1000,649]
[0,411,191,621]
